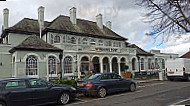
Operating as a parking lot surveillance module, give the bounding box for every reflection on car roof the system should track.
[0,77,38,82]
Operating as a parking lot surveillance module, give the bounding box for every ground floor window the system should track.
[26,55,38,76]
[48,56,57,74]
[64,56,73,74]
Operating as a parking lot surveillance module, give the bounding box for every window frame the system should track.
[64,56,73,74]
[26,55,38,76]
[5,80,27,90]
[54,35,61,43]
[48,56,57,75]
[140,58,145,70]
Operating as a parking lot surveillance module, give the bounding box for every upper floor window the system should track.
[105,41,112,46]
[71,37,76,44]
[54,35,60,43]
[90,39,96,45]
[50,34,54,44]
[155,58,159,69]
[78,38,81,44]
[82,38,88,45]
[98,40,103,46]
[63,35,66,43]
[67,36,71,43]
[140,58,144,70]
[26,55,38,76]
[119,42,121,47]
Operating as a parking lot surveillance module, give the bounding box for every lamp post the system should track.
[137,55,142,79]
[59,52,63,79]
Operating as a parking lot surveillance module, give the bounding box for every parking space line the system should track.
[171,98,190,106]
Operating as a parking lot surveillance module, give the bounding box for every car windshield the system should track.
[83,74,101,80]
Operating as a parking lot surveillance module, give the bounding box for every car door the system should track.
[4,80,33,106]
[100,74,116,93]
[28,79,58,105]
[112,74,127,91]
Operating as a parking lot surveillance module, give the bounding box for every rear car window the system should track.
[0,83,3,90]
[101,74,112,80]
[5,80,26,89]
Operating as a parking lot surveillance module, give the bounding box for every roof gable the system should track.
[180,51,190,58]
[128,44,154,56]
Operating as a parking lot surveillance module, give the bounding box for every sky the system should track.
[0,0,189,56]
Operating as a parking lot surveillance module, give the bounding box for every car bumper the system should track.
[167,74,188,80]
[77,88,98,96]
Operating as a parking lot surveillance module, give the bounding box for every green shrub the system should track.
[50,79,77,87]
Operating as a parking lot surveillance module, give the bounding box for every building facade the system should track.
[0,6,178,80]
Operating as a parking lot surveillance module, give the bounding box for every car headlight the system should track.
[70,87,76,91]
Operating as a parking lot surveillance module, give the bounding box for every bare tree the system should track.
[137,0,190,41]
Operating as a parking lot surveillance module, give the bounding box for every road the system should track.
[66,81,190,106]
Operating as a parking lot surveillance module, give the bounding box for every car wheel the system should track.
[0,101,6,106]
[58,92,70,105]
[98,87,107,98]
[129,83,136,92]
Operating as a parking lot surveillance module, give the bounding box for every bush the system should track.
[50,79,77,87]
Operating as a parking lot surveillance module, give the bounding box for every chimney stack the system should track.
[3,8,9,30]
[106,21,111,29]
[96,14,103,29]
[38,6,44,29]
[70,7,77,25]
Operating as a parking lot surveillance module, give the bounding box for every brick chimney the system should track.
[70,7,77,25]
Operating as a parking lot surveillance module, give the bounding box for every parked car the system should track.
[0,78,76,106]
[77,73,136,98]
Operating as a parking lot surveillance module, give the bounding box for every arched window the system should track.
[54,35,60,43]
[132,58,136,70]
[98,40,103,46]
[82,38,88,45]
[140,58,144,70]
[26,56,38,76]
[90,39,96,45]
[48,56,57,74]
[64,56,73,74]
[148,58,151,69]
[71,37,76,44]
[162,59,165,69]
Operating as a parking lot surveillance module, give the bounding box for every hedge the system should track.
[50,79,77,87]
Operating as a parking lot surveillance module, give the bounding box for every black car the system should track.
[77,73,136,98]
[0,78,76,106]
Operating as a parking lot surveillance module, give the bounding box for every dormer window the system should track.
[54,35,60,43]
[98,40,103,46]
[90,39,96,45]
[63,35,66,43]
[82,38,88,45]
[105,41,112,46]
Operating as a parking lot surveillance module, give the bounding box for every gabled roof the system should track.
[127,44,154,56]
[180,51,190,58]
[1,15,127,41]
[9,35,62,53]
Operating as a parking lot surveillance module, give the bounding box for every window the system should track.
[67,36,71,43]
[112,74,121,79]
[29,79,47,88]
[148,58,151,69]
[155,58,159,69]
[162,59,165,69]
[71,37,76,44]
[5,80,26,89]
[48,56,57,74]
[82,38,88,45]
[26,56,38,76]
[118,42,121,47]
[113,42,117,47]
[63,35,66,43]
[140,58,144,70]
[64,56,73,74]
[78,38,81,44]
[101,74,111,80]
[50,34,54,44]
[98,40,103,46]
[90,39,96,45]
[0,83,3,90]
[105,41,112,46]
[54,35,60,43]
[132,58,136,70]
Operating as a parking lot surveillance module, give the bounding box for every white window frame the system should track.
[48,56,57,75]
[26,55,38,78]
[64,56,73,74]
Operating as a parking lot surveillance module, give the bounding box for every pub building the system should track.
[0,6,178,80]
